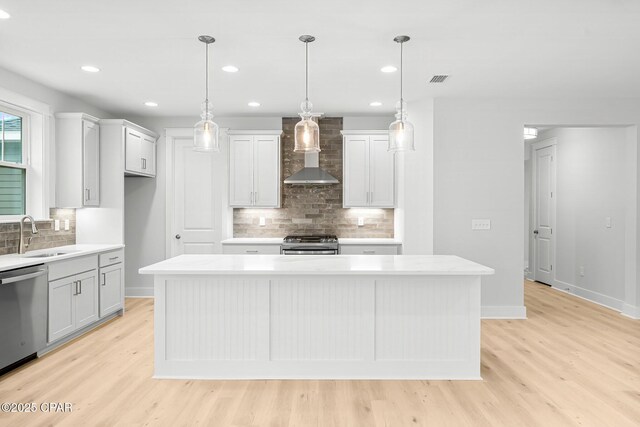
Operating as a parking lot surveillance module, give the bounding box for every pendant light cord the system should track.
[205,41,210,116]
[305,41,309,103]
[400,40,404,120]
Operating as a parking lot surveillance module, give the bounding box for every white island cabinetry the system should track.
[140,254,493,380]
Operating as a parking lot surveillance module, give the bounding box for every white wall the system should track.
[532,127,631,309]
[433,98,640,319]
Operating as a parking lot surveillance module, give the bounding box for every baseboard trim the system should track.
[481,306,527,319]
[552,280,624,312]
[621,304,640,320]
[125,287,154,298]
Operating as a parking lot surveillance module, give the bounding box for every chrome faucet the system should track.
[19,215,39,255]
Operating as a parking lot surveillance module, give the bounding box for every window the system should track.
[0,109,27,215]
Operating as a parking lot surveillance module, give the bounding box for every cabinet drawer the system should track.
[222,244,281,255]
[339,245,399,255]
[49,255,99,281]
[99,249,124,267]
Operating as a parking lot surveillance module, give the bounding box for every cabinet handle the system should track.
[245,250,259,253]
[363,250,376,254]
[79,281,82,294]
[101,273,106,286]
[370,192,373,204]
[74,280,79,295]
[109,256,119,261]
[85,189,90,201]
[254,191,258,204]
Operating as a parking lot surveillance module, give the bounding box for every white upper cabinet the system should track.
[125,127,157,177]
[228,131,281,208]
[342,131,395,208]
[55,113,100,207]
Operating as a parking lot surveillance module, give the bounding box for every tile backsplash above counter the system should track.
[0,208,76,255]
[232,117,394,238]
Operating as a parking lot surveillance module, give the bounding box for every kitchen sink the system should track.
[25,251,77,258]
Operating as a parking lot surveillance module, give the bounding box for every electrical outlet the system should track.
[54,219,60,231]
[259,217,266,226]
[357,217,365,227]
[64,219,70,231]
[605,217,612,228]
[579,266,585,277]
[471,219,491,230]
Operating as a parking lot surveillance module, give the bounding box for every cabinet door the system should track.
[253,136,280,207]
[125,128,142,173]
[343,135,370,207]
[75,270,99,330]
[99,263,123,318]
[83,120,100,206]
[141,135,156,176]
[369,135,395,207]
[48,277,76,343]
[229,135,254,207]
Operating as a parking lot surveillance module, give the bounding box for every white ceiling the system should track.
[1,0,640,118]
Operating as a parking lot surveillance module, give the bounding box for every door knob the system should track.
[175,234,181,239]
[533,230,539,235]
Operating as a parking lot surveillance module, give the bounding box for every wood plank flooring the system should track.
[0,281,639,426]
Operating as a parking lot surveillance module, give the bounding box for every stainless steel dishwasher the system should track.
[0,264,48,375]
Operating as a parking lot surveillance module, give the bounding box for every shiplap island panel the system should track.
[140,254,493,380]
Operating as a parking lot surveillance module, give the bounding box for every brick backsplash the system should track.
[233,117,394,238]
[0,208,76,255]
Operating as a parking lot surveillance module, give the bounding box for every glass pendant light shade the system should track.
[294,35,321,152]
[388,101,414,152]
[193,35,219,152]
[294,100,320,152]
[194,101,219,151]
[524,127,538,140]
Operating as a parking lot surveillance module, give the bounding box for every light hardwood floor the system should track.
[1,281,639,427]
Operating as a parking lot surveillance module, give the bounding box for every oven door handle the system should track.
[282,250,337,255]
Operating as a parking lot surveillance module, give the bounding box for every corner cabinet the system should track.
[341,131,395,208]
[125,127,157,177]
[55,113,100,207]
[228,130,282,208]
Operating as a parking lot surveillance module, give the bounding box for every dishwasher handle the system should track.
[0,270,47,285]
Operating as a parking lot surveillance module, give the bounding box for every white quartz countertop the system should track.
[139,254,494,276]
[0,244,124,272]
[221,238,283,245]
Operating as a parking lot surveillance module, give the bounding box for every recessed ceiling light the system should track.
[222,65,239,73]
[248,101,260,107]
[81,65,100,73]
[381,65,397,73]
[144,101,158,107]
[369,101,382,107]
[0,9,10,19]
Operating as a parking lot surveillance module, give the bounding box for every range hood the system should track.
[284,152,339,185]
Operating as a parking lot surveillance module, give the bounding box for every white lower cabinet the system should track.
[222,244,281,254]
[48,268,99,343]
[99,251,124,318]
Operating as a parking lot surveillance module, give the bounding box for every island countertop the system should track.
[139,254,494,276]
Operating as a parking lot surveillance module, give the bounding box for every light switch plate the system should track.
[54,219,60,231]
[259,217,266,226]
[357,217,365,227]
[472,219,491,230]
[64,219,70,231]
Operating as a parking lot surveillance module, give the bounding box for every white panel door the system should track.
[141,135,156,176]
[125,128,142,173]
[75,270,99,330]
[253,135,280,207]
[171,137,222,256]
[369,135,395,207]
[99,263,124,318]
[343,135,369,207]
[82,120,100,206]
[48,277,75,342]
[534,144,556,285]
[229,135,254,207]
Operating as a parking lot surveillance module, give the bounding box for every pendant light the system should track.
[294,35,320,153]
[194,35,220,152]
[388,35,415,152]
[524,127,538,140]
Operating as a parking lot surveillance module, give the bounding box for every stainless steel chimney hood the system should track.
[284,152,339,185]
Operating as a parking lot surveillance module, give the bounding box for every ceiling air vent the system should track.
[429,75,449,83]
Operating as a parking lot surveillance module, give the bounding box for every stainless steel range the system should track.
[281,235,339,255]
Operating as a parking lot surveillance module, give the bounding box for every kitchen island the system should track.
[139,254,494,380]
